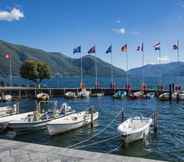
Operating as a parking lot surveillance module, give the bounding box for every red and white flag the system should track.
[5,53,11,59]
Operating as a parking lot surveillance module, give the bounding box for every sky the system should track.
[0,0,184,70]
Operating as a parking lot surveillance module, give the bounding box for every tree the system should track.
[20,60,51,86]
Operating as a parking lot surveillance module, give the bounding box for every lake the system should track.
[2,96,184,162]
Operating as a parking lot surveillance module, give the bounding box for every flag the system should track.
[137,43,144,52]
[73,46,81,54]
[153,42,160,50]
[106,45,112,54]
[121,44,128,52]
[173,41,179,50]
[5,53,11,59]
[141,43,144,52]
[137,46,140,51]
[88,46,96,54]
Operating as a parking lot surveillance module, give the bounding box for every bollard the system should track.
[121,109,125,122]
[89,108,94,128]
[176,92,179,103]
[169,84,172,102]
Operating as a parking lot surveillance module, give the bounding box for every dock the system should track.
[0,86,169,99]
[0,139,167,162]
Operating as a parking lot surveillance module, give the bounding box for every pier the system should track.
[0,139,167,162]
[0,86,169,99]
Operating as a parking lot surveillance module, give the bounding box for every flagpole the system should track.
[9,55,12,87]
[95,48,98,88]
[159,48,162,86]
[177,40,179,62]
[110,50,113,86]
[142,49,145,85]
[126,49,128,88]
[80,52,83,88]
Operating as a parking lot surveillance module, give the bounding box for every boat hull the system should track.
[121,125,150,144]
[47,112,98,135]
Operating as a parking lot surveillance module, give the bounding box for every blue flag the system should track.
[88,46,96,54]
[73,46,81,54]
[106,45,112,54]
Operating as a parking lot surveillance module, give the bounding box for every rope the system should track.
[67,110,122,149]
[74,135,120,149]
[107,144,121,153]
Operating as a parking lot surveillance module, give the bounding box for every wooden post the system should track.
[176,92,179,103]
[16,100,20,113]
[169,84,172,102]
[153,112,158,133]
[121,109,125,122]
[89,108,94,128]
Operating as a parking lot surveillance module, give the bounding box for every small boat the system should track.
[6,103,74,133]
[0,104,17,117]
[159,92,170,101]
[0,111,34,131]
[64,91,78,99]
[0,95,12,102]
[133,91,154,99]
[36,93,49,101]
[117,116,152,144]
[78,88,90,98]
[90,92,104,97]
[47,110,99,135]
[113,91,126,99]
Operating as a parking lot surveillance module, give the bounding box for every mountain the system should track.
[128,62,184,77]
[0,40,125,77]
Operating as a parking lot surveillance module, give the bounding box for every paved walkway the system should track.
[0,139,167,162]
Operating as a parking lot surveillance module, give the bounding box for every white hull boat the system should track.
[47,111,99,135]
[64,91,78,99]
[78,89,90,98]
[7,103,74,133]
[0,111,34,130]
[117,116,152,144]
[0,105,17,117]
[36,93,49,101]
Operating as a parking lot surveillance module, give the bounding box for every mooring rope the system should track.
[67,110,122,149]
[74,135,120,149]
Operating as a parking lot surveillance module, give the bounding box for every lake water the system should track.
[2,96,184,162]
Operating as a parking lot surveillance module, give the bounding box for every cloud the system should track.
[115,20,121,24]
[0,8,24,21]
[112,27,126,35]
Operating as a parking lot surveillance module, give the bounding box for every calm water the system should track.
[2,96,184,162]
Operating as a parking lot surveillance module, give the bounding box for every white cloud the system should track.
[0,8,24,21]
[115,20,121,24]
[112,27,126,35]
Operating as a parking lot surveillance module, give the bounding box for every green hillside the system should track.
[0,40,125,77]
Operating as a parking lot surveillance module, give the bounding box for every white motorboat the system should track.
[0,111,34,131]
[36,93,49,101]
[117,116,152,144]
[47,111,99,135]
[78,88,90,98]
[90,92,104,97]
[159,92,170,101]
[64,91,78,99]
[0,104,17,117]
[7,103,74,133]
